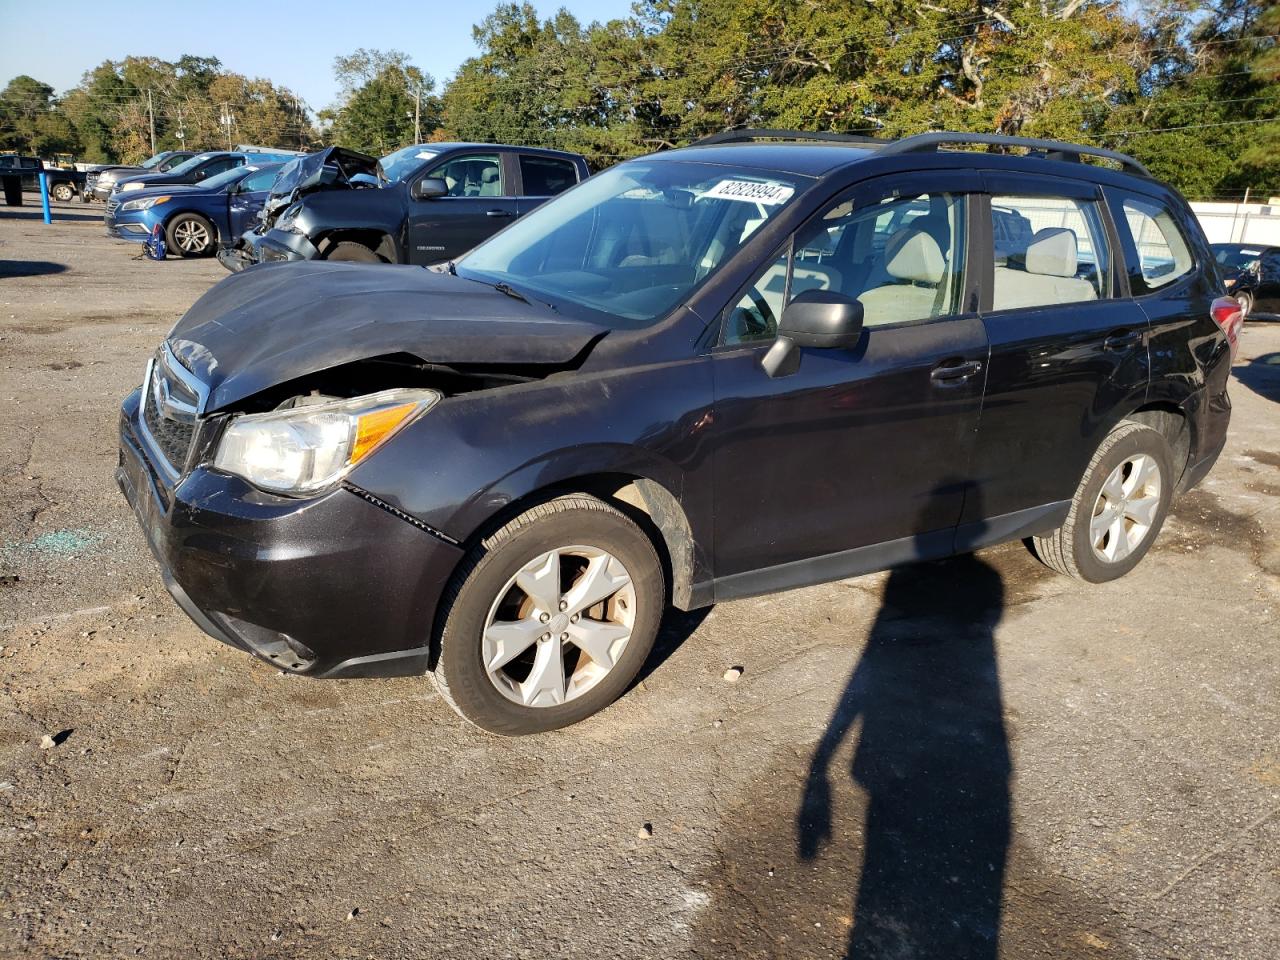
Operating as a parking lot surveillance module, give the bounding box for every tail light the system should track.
[1210,296,1243,360]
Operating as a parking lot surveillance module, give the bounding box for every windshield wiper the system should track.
[492,281,529,304]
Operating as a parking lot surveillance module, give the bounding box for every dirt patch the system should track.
[1164,488,1277,576]
[1243,449,1280,470]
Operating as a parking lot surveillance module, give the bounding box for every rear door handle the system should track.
[486,209,514,218]
[1103,329,1142,350]
[930,359,983,385]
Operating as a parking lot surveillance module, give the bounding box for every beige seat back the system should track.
[857,228,947,325]
[992,227,1098,311]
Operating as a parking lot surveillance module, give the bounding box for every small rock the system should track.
[271,931,282,942]
[637,822,653,839]
[1088,817,1106,828]
[346,908,361,921]
[713,719,723,728]
[0,782,13,792]
[39,729,73,749]
[723,666,743,682]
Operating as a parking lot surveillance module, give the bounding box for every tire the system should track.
[165,213,216,258]
[324,241,383,263]
[433,494,665,735]
[1031,420,1174,583]
[50,182,74,202]
[1237,292,1253,319]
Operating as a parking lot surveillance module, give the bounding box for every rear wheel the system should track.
[1031,420,1174,583]
[165,213,216,258]
[50,182,75,202]
[1237,291,1254,319]
[324,241,383,263]
[433,495,664,735]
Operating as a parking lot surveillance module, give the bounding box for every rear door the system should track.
[961,173,1149,534]
[710,171,989,594]
[407,152,517,264]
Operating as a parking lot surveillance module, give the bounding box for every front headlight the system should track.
[119,181,146,192]
[275,202,304,234]
[212,388,440,496]
[120,195,170,212]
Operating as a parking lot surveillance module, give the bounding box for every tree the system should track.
[327,49,439,154]
[0,76,80,155]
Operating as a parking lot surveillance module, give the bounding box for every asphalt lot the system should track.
[1,202,1278,960]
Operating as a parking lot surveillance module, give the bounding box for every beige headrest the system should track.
[885,228,945,284]
[1026,228,1079,278]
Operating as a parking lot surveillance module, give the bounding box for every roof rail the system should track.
[878,131,1150,177]
[690,128,887,148]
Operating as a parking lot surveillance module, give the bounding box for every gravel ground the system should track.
[1,205,1277,960]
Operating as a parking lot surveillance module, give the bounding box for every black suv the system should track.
[219,142,590,270]
[117,130,1239,735]
[1212,242,1280,319]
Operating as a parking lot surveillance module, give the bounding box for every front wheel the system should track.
[433,495,665,735]
[324,241,383,263]
[50,182,75,202]
[1031,421,1174,583]
[165,213,216,258]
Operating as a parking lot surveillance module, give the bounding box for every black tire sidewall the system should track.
[165,213,215,258]
[1071,426,1174,583]
[439,508,664,735]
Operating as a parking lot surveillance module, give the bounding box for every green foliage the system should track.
[324,49,440,154]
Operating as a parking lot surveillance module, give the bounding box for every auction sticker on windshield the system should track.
[703,179,795,205]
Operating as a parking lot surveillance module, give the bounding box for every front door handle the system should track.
[930,359,984,385]
[1103,329,1142,351]
[486,209,514,218]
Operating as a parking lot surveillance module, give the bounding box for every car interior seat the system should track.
[856,227,949,324]
[992,227,1097,311]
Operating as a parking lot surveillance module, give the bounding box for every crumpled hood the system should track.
[261,146,378,222]
[167,261,606,411]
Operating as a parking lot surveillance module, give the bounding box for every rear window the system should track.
[1120,196,1194,292]
[520,155,578,196]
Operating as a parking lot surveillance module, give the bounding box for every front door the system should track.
[709,173,989,598]
[226,166,279,240]
[962,174,1151,533]
[409,152,517,264]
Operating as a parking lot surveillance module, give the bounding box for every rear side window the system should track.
[989,195,1110,311]
[240,167,278,192]
[1262,250,1280,280]
[1120,196,1194,291]
[520,156,578,196]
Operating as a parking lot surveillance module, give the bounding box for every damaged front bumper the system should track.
[220,227,319,272]
[116,387,463,678]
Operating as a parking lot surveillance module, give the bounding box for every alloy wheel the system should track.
[482,545,636,708]
[174,219,210,253]
[1089,453,1162,563]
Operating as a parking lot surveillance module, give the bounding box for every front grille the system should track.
[105,198,119,217]
[86,171,99,190]
[142,396,195,473]
[140,348,206,477]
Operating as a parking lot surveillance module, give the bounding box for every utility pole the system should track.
[147,89,156,154]
[220,105,234,150]
[414,83,421,144]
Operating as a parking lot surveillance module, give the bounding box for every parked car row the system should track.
[117,128,1242,734]
[1212,242,1280,320]
[0,154,88,203]
[98,141,589,265]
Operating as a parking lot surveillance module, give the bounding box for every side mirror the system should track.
[762,289,864,378]
[413,177,449,200]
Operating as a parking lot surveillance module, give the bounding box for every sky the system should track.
[0,0,635,113]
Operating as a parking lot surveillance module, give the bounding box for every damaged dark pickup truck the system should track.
[218,142,589,271]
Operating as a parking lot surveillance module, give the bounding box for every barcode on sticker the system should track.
[703,179,795,205]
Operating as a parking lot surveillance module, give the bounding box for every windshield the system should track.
[1213,246,1263,270]
[378,145,439,183]
[141,152,169,169]
[457,161,806,327]
[165,153,219,176]
[201,165,257,192]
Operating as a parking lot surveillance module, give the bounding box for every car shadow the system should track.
[634,605,712,687]
[1233,351,1280,404]
[796,488,1011,958]
[0,205,102,224]
[0,259,68,277]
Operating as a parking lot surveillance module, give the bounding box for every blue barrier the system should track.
[38,171,51,224]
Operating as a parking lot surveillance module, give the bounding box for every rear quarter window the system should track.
[1118,195,1195,293]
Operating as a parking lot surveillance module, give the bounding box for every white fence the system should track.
[1190,201,1280,247]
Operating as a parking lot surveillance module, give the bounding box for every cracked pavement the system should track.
[1,206,1278,959]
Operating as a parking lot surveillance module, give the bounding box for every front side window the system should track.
[428,154,504,197]
[239,166,280,192]
[457,161,807,328]
[1120,196,1194,291]
[990,195,1110,311]
[520,155,578,196]
[723,191,967,345]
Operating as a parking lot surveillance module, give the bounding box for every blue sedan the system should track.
[104,163,282,258]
